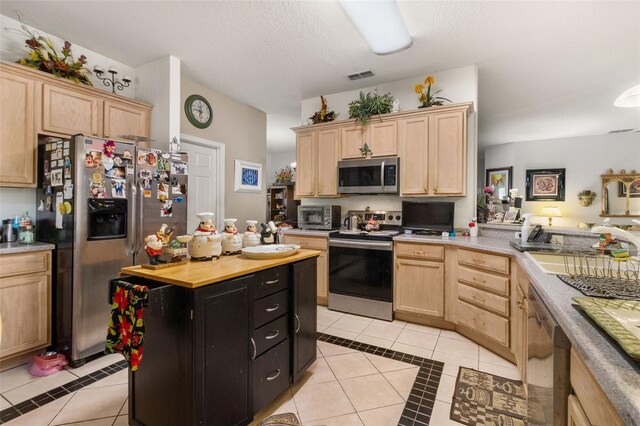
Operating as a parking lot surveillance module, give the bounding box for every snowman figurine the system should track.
[242,220,261,248]
[189,212,222,260]
[221,218,243,255]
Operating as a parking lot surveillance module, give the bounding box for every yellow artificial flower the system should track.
[29,50,39,61]
[419,93,427,103]
[414,83,424,94]
[425,75,434,86]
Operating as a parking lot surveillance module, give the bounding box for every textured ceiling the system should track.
[1,1,638,152]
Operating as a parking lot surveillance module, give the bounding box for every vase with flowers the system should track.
[12,13,92,86]
[483,186,496,222]
[274,166,294,184]
[414,75,450,108]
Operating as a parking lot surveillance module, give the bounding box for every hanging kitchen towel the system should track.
[105,281,149,371]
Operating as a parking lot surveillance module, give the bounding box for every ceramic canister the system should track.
[221,218,243,254]
[242,220,261,247]
[189,212,222,260]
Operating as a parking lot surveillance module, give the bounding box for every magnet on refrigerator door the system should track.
[63,182,74,199]
[111,178,126,198]
[171,161,188,175]
[160,200,173,217]
[51,169,63,187]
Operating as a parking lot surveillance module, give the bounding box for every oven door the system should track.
[328,239,393,302]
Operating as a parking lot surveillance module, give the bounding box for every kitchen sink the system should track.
[526,251,572,275]
[527,250,640,279]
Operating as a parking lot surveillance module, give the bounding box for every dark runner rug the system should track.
[450,367,527,425]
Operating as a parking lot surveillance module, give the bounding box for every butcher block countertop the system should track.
[119,249,321,289]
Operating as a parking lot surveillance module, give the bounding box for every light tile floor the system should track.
[0,306,520,425]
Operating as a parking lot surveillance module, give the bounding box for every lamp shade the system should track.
[614,84,640,108]
[339,0,412,55]
[541,206,562,217]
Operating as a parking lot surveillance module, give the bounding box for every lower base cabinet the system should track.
[125,258,317,426]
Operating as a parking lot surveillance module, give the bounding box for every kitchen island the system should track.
[117,250,320,426]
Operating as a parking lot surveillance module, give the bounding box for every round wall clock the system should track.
[185,94,213,129]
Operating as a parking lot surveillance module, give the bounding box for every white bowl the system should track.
[242,244,300,260]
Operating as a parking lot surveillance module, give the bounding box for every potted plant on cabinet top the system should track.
[414,75,450,108]
[347,90,395,157]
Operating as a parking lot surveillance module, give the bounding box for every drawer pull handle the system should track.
[472,295,486,304]
[266,304,279,313]
[265,330,280,340]
[472,277,486,284]
[265,279,279,285]
[250,338,257,360]
[472,259,486,264]
[294,314,301,334]
[266,369,281,381]
[414,251,425,255]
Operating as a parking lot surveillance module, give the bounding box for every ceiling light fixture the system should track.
[339,0,412,55]
[614,84,640,108]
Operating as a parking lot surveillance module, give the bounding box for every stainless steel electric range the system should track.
[328,210,402,321]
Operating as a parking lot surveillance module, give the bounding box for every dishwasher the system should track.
[527,285,571,425]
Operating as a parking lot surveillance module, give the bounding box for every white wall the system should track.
[266,151,296,187]
[484,132,640,227]
[136,55,181,150]
[300,65,479,227]
[1,14,137,98]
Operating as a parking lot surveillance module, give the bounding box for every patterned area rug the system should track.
[259,412,300,426]
[450,367,527,425]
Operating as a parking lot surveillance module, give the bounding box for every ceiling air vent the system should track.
[347,70,375,80]
[608,129,634,133]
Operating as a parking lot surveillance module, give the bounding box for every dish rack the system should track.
[562,249,640,283]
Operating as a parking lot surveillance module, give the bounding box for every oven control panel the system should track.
[347,210,402,226]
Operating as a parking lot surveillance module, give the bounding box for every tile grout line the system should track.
[0,360,128,424]
[46,388,77,426]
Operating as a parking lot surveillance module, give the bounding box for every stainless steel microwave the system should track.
[298,205,341,230]
[337,157,399,194]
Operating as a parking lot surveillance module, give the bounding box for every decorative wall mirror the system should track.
[600,170,640,217]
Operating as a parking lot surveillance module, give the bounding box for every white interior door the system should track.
[180,136,225,232]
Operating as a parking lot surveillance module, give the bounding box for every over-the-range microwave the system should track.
[337,157,398,194]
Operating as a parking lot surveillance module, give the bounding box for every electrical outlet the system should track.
[550,235,564,244]
[514,231,522,239]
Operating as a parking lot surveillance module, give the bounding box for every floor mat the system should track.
[450,367,527,425]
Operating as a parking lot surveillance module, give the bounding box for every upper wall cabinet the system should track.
[0,66,36,187]
[292,102,472,199]
[0,62,152,187]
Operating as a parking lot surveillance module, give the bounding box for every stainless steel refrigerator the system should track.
[36,135,188,365]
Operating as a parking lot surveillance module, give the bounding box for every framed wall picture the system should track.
[485,167,513,200]
[618,180,640,198]
[234,159,262,193]
[525,168,565,201]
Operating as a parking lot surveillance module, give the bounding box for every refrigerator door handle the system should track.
[135,180,144,257]
[127,181,137,257]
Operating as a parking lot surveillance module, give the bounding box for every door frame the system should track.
[180,133,225,230]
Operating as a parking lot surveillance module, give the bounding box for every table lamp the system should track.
[541,206,562,226]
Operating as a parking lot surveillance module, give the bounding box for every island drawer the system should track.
[457,300,509,346]
[253,338,290,413]
[252,314,288,357]
[254,289,289,328]
[253,266,288,299]
[283,235,328,251]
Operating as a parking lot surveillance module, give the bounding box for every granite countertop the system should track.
[120,249,321,289]
[0,241,55,255]
[479,222,600,237]
[281,228,334,237]
[393,234,640,424]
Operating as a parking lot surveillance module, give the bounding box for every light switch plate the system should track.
[550,235,564,244]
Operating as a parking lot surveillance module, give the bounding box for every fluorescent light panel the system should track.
[340,0,412,55]
[614,84,640,108]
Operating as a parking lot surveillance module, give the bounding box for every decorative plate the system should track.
[242,244,300,260]
[573,296,640,361]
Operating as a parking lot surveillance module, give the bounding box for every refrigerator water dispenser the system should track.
[88,199,127,240]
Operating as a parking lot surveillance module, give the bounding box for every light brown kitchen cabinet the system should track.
[316,128,341,197]
[0,65,36,187]
[340,121,397,159]
[103,100,150,139]
[340,125,364,159]
[567,395,590,426]
[512,264,529,384]
[399,106,470,196]
[456,249,511,353]
[41,83,99,136]
[282,234,329,304]
[394,243,445,319]
[0,250,51,370]
[294,128,340,199]
[569,349,624,426]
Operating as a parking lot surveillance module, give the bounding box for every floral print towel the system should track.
[105,281,149,371]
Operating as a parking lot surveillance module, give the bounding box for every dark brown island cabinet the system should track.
[115,258,317,426]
